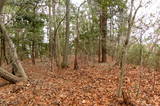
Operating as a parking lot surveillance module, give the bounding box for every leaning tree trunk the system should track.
[0,24,28,80]
[0,67,21,83]
[0,0,28,83]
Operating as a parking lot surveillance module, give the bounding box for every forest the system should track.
[0,0,160,105]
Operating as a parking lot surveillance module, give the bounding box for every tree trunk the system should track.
[74,2,86,70]
[48,0,54,71]
[0,67,22,83]
[136,32,143,96]
[31,41,35,65]
[0,15,8,65]
[117,0,141,97]
[0,1,27,82]
[98,35,101,63]
[0,35,4,66]
[100,6,107,63]
[0,24,28,81]
[74,11,79,70]
[115,7,125,65]
[55,33,61,69]
[74,37,79,70]
[62,0,70,68]
[53,0,62,70]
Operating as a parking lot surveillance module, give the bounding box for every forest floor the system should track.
[0,58,160,106]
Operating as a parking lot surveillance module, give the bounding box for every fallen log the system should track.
[0,67,22,83]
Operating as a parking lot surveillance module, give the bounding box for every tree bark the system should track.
[0,24,28,79]
[48,0,54,71]
[118,0,142,97]
[0,0,28,83]
[74,1,86,70]
[100,6,107,63]
[62,0,70,68]
[53,0,62,69]
[31,40,35,65]
[98,35,102,63]
[0,67,21,83]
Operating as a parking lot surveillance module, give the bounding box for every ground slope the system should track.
[0,60,160,105]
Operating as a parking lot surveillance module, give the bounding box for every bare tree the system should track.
[118,0,142,97]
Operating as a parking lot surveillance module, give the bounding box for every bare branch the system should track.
[131,0,142,24]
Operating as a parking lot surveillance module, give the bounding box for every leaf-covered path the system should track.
[0,60,160,105]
